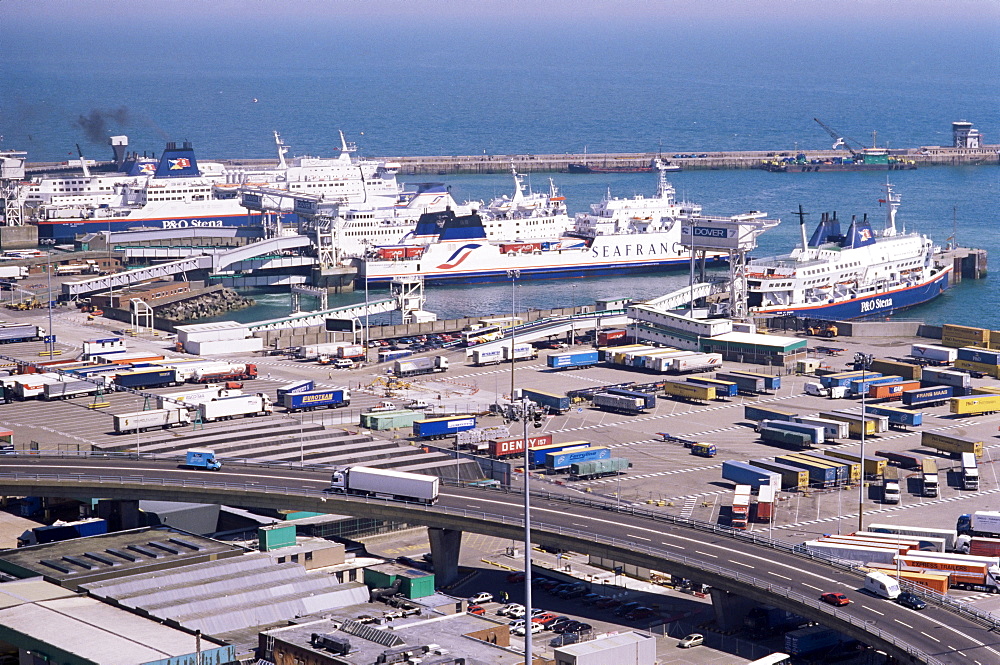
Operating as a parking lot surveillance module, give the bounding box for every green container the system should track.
[258,524,296,551]
[361,409,426,430]
[364,565,436,599]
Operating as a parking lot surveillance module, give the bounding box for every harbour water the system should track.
[3,8,997,328]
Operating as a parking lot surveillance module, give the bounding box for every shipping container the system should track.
[867,523,959,551]
[822,449,888,476]
[950,394,1000,416]
[803,452,860,483]
[667,352,723,374]
[743,405,798,422]
[921,431,983,458]
[954,358,1000,379]
[957,346,1000,365]
[413,415,477,439]
[870,358,922,381]
[868,380,922,400]
[716,372,766,394]
[545,446,611,471]
[722,460,781,489]
[522,388,571,414]
[759,426,813,449]
[902,385,954,407]
[547,350,599,370]
[726,370,781,391]
[42,379,99,400]
[848,374,904,397]
[941,323,990,349]
[198,394,272,422]
[864,404,923,428]
[596,329,627,346]
[910,344,957,364]
[686,376,739,398]
[661,381,715,402]
[854,530,946,552]
[755,484,775,523]
[113,368,180,389]
[874,450,925,470]
[360,410,426,431]
[776,454,838,487]
[921,367,972,390]
[817,411,878,438]
[819,370,879,389]
[592,392,646,414]
[605,388,656,409]
[569,457,630,480]
[749,458,810,490]
[761,420,824,446]
[526,440,590,467]
[793,416,850,440]
[487,434,554,458]
[114,408,191,434]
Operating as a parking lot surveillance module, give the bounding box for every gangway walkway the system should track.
[62,235,317,299]
[644,281,727,310]
[247,298,398,332]
[469,309,628,356]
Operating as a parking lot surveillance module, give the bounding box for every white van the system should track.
[804,382,829,397]
[864,571,901,599]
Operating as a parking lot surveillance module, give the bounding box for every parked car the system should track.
[678,633,704,648]
[625,607,656,621]
[595,597,621,609]
[513,622,544,636]
[468,591,493,604]
[506,605,526,619]
[580,593,603,605]
[507,571,526,583]
[559,586,588,599]
[551,632,580,646]
[532,612,560,628]
[553,619,581,634]
[467,604,486,616]
[548,617,575,632]
[498,603,523,617]
[614,601,642,617]
[820,592,851,607]
[897,592,926,610]
[508,619,526,630]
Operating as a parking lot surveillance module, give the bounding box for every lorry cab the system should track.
[691,442,717,457]
[864,571,901,599]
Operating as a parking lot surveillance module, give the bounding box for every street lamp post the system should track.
[856,352,873,532]
[507,270,519,403]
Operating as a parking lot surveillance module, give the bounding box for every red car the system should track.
[507,571,526,583]
[820,592,851,607]
[467,604,486,616]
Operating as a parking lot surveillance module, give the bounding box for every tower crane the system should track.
[813,118,864,155]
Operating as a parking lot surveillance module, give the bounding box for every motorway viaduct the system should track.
[2,454,999,665]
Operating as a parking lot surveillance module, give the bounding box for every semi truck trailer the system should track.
[329,466,439,504]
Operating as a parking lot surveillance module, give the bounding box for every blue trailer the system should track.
[277,380,314,401]
[848,375,903,396]
[726,370,781,391]
[605,388,656,410]
[73,363,128,377]
[716,372,766,394]
[413,416,477,439]
[819,371,872,389]
[744,404,798,422]
[18,518,108,546]
[865,404,922,429]
[528,440,591,466]
[958,347,1000,365]
[114,368,179,389]
[762,420,825,445]
[283,388,350,412]
[722,460,781,488]
[686,376,739,398]
[902,385,954,407]
[522,388,571,414]
[545,446,611,471]
[547,350,599,370]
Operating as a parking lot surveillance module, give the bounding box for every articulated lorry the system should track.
[114,408,192,434]
[283,388,350,412]
[547,350,599,370]
[328,466,439,504]
[198,394,273,422]
[394,356,449,377]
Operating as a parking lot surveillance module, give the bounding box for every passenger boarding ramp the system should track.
[62,235,317,299]
[468,309,628,357]
[643,280,729,310]
[247,298,398,332]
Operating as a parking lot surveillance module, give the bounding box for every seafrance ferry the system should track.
[746,183,951,320]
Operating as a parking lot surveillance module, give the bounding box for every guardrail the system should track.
[3,450,997,650]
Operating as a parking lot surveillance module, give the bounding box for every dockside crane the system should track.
[813,118,864,155]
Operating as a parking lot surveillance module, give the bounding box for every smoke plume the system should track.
[73,107,130,143]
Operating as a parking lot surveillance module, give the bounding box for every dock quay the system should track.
[25,145,999,177]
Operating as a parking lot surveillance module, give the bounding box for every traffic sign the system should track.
[43,335,56,344]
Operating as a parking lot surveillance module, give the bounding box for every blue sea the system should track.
[2,6,998,327]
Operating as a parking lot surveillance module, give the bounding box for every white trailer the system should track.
[329,466,439,504]
[472,347,505,366]
[155,386,239,409]
[794,416,850,440]
[12,374,63,400]
[910,344,957,364]
[197,394,272,422]
[114,408,191,434]
[802,540,899,565]
[668,352,723,374]
[297,342,349,360]
[43,379,100,400]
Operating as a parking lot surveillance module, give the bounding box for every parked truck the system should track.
[276,380,314,401]
[957,511,1000,538]
[198,394,272,422]
[921,367,972,391]
[114,408,192,434]
[184,449,221,471]
[882,466,901,504]
[592,392,647,415]
[894,551,1000,592]
[545,446,611,471]
[921,430,983,459]
[961,451,980,491]
[716,372,766,394]
[191,363,257,383]
[569,457,630,480]
[42,379,99,400]
[328,466,439,504]
[283,388,350,412]
[547,350,599,370]
[955,536,1000,557]
[902,385,954,407]
[113,368,180,390]
[413,415,477,439]
[722,461,780,489]
[755,484,776,523]
[867,523,959,552]
[394,356,449,377]
[521,388,571,414]
[921,458,939,497]
[731,484,751,529]
[296,342,349,360]
[0,323,43,344]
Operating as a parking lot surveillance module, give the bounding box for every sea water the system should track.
[2,11,996,326]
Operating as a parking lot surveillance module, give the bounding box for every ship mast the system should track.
[882,180,899,237]
[274,131,289,170]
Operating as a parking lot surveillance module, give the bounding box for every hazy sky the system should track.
[6,0,999,28]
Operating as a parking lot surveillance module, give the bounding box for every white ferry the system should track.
[746,183,951,320]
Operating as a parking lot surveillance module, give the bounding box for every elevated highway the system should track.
[1,453,997,665]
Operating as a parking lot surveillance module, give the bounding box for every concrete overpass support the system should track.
[709,588,758,633]
[428,526,462,587]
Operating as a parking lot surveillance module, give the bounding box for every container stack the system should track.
[941,324,992,349]
[954,347,1000,379]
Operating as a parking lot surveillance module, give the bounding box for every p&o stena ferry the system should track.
[356,161,771,284]
[22,132,414,244]
[746,183,951,320]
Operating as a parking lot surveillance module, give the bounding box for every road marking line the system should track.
[920,631,940,643]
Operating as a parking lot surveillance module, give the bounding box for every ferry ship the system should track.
[746,183,950,320]
[23,132,405,243]
[355,163,770,284]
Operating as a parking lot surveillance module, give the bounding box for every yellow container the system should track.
[949,394,1000,418]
